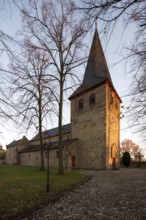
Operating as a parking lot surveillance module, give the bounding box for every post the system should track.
[136,152,144,168]
[138,152,141,167]
[46,143,50,193]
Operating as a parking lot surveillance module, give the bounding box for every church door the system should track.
[112,157,116,167]
[111,143,117,168]
[71,156,76,168]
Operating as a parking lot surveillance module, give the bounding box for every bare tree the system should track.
[0,1,19,124]
[78,0,146,25]
[125,67,146,138]
[15,0,87,174]
[9,48,56,170]
[0,1,13,53]
[121,8,146,138]
[78,0,146,140]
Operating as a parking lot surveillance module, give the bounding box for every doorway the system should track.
[71,156,76,168]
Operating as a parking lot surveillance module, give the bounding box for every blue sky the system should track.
[0,2,145,156]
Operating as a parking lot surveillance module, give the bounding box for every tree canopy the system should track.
[121,139,139,160]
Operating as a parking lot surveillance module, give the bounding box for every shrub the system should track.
[122,151,131,167]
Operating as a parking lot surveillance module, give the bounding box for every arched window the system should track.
[89,94,95,106]
[78,99,83,110]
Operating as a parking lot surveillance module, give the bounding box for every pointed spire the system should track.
[83,28,113,85]
[69,28,113,100]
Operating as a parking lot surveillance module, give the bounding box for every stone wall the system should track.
[20,151,40,166]
[6,137,30,165]
[20,140,78,169]
[71,84,107,169]
[6,147,16,165]
[20,150,60,167]
[106,82,121,169]
[70,82,121,170]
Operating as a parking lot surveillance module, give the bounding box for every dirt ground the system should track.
[19,168,146,220]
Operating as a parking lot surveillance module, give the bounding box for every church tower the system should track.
[69,28,121,169]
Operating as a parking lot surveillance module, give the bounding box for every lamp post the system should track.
[46,142,51,193]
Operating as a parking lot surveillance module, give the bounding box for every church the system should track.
[6,28,121,170]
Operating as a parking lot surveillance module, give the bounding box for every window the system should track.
[114,98,118,109]
[45,151,48,159]
[111,97,113,105]
[89,94,95,106]
[110,94,113,105]
[78,99,84,110]
[56,150,59,158]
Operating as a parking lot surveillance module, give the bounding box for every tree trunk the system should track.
[39,90,45,171]
[39,121,45,170]
[58,80,64,175]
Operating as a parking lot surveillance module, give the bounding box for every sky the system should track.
[0,2,145,156]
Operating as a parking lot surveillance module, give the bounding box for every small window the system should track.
[110,95,113,105]
[45,151,48,159]
[28,154,31,159]
[56,150,59,158]
[78,99,83,110]
[89,94,95,106]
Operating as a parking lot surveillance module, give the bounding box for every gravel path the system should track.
[21,168,146,220]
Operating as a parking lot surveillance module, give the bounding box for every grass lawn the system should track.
[0,165,87,219]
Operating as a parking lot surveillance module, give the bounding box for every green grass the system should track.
[0,165,87,219]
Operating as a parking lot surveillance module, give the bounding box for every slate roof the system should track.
[30,123,71,142]
[20,138,78,153]
[69,29,113,100]
[6,136,28,148]
[6,140,18,148]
